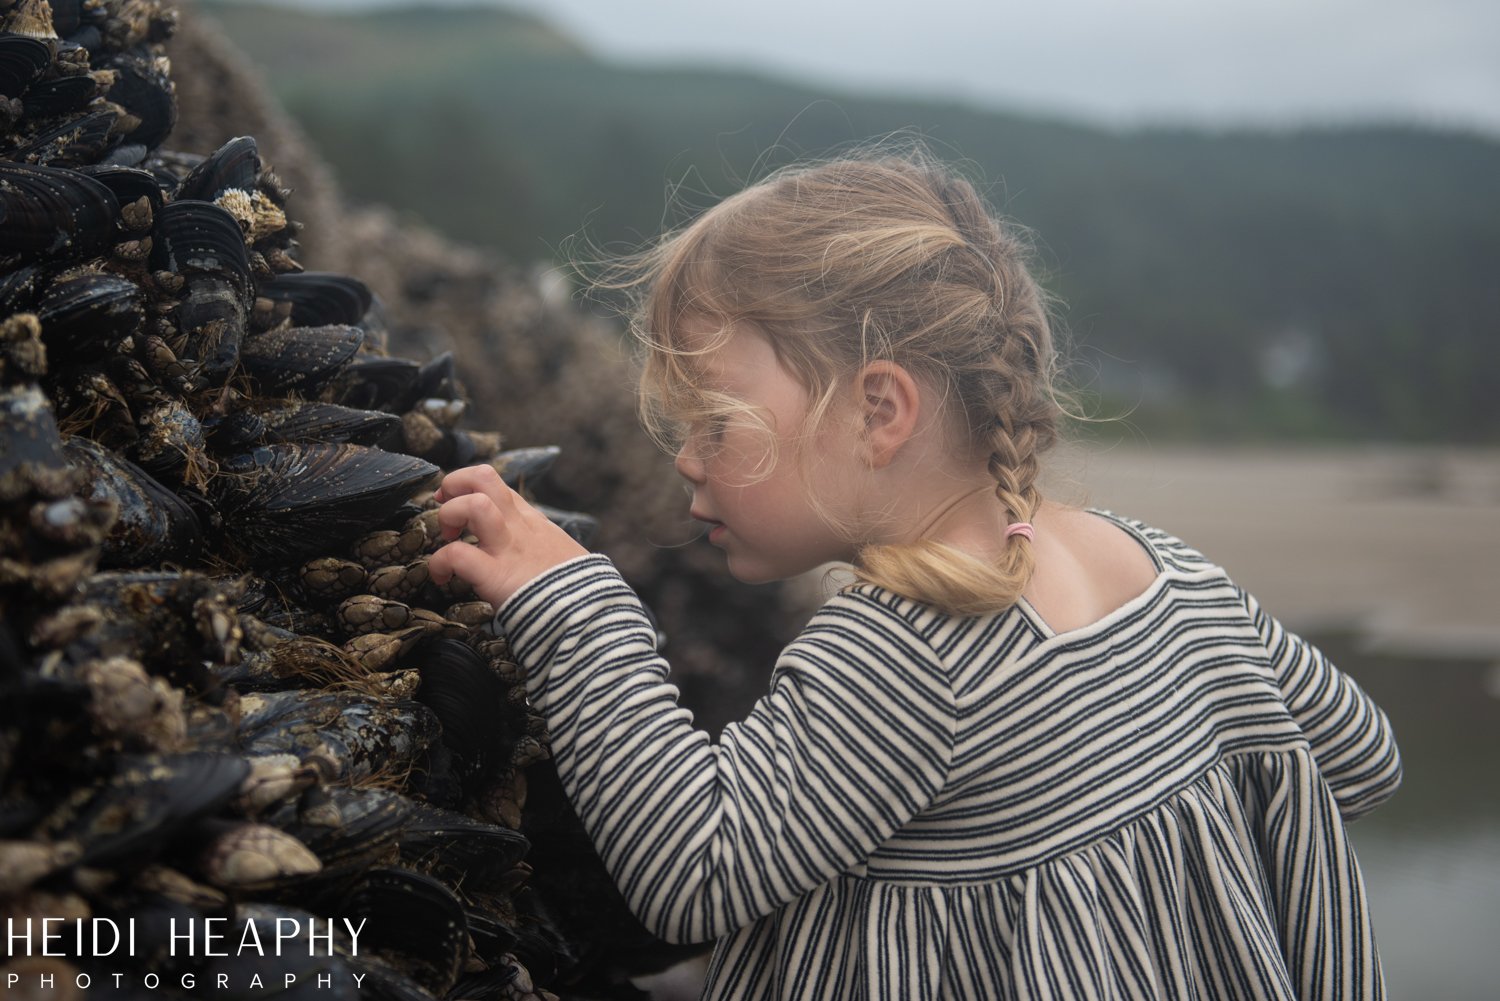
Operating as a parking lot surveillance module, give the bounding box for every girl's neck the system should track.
[910,483,1007,549]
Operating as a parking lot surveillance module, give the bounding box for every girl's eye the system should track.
[684,416,726,445]
[673,418,725,457]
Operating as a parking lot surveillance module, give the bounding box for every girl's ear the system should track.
[856,361,921,468]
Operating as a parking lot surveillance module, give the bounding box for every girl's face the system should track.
[673,320,861,583]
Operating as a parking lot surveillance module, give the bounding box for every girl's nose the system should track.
[674,442,706,484]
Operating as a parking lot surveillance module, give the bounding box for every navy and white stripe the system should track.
[497,513,1401,1000]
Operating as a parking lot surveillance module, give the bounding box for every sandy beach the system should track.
[1045,443,1500,660]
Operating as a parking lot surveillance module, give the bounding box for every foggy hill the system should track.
[201,1,1500,442]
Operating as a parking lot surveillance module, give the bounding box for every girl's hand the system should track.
[427,463,590,608]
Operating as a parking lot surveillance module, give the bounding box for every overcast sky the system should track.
[300,0,1500,136]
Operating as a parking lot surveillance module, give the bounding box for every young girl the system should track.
[428,154,1401,1000]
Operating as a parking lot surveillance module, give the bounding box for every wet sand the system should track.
[1045,443,1500,659]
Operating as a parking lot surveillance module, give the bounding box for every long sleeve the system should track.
[1239,588,1401,819]
[495,556,957,945]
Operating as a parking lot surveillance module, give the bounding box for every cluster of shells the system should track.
[0,1,691,998]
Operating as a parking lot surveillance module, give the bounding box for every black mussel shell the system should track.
[0,34,53,99]
[258,401,402,449]
[35,272,144,352]
[21,73,98,118]
[0,615,25,680]
[0,793,46,839]
[415,638,520,792]
[103,50,176,151]
[153,200,253,378]
[265,785,416,881]
[202,409,266,452]
[76,163,166,214]
[491,446,560,488]
[372,500,424,533]
[0,262,44,315]
[535,504,599,546]
[458,913,522,967]
[98,140,148,168]
[327,355,421,412]
[64,435,203,566]
[151,198,252,296]
[336,867,469,996]
[0,161,120,262]
[240,323,364,395]
[212,443,439,567]
[50,0,84,37]
[7,108,119,166]
[177,134,259,202]
[500,900,575,988]
[418,427,491,469]
[60,28,99,56]
[236,689,344,736]
[413,351,459,403]
[357,294,391,353]
[140,148,203,189]
[36,752,251,867]
[178,273,248,380]
[257,271,373,329]
[399,800,530,884]
[238,691,441,784]
[0,671,93,796]
[1,384,69,483]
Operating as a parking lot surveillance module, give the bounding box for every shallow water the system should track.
[1327,635,1500,1001]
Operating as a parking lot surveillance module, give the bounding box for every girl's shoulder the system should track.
[820,578,948,636]
[817,511,1232,648]
[1083,509,1225,576]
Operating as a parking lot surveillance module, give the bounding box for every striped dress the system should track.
[495,514,1402,1000]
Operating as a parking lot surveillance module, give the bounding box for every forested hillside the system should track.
[201,1,1500,441]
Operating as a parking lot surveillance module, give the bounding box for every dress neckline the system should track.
[1013,510,1172,642]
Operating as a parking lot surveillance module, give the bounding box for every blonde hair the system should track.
[614,150,1062,616]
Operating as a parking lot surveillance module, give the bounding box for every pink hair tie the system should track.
[1004,521,1035,542]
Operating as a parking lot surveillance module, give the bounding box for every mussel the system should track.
[239,690,441,784]
[415,638,522,794]
[64,434,203,566]
[212,444,438,567]
[0,161,120,262]
[177,134,260,202]
[35,272,144,353]
[259,401,403,449]
[36,751,250,867]
[0,35,53,102]
[257,271,374,329]
[102,50,177,151]
[240,323,364,395]
[151,199,253,380]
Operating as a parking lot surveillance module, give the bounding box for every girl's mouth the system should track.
[707,523,726,544]
[690,509,723,541]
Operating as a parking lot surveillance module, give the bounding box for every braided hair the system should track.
[629,150,1063,615]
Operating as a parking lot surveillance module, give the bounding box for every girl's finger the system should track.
[435,463,513,508]
[436,493,510,550]
[428,538,503,591]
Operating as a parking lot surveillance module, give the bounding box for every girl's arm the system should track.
[497,556,956,945]
[1239,588,1402,819]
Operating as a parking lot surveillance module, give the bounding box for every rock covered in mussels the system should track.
[0,1,661,997]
